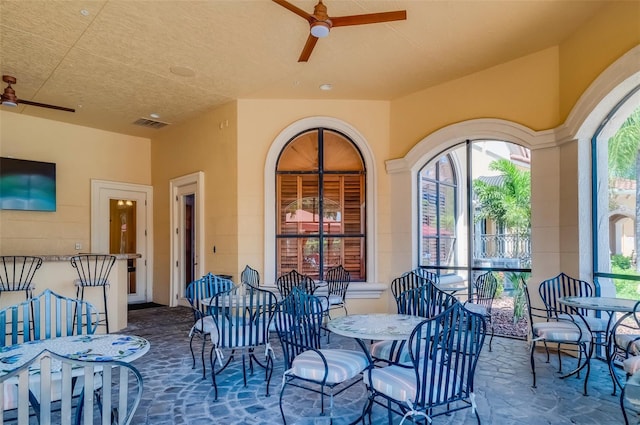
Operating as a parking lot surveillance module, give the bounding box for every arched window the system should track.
[419,154,457,270]
[276,128,366,280]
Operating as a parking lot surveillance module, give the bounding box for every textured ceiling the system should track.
[0,0,610,138]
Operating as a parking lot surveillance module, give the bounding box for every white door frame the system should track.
[91,180,153,303]
[170,172,205,307]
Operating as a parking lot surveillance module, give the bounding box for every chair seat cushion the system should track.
[624,369,640,408]
[558,313,608,333]
[73,278,109,287]
[464,303,487,316]
[532,321,591,342]
[370,340,410,364]
[290,349,368,384]
[623,355,640,375]
[615,334,640,356]
[364,359,457,404]
[328,294,344,306]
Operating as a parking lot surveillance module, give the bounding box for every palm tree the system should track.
[608,107,640,270]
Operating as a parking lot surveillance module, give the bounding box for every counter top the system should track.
[33,253,141,262]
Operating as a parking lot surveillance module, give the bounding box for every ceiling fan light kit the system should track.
[272,0,406,62]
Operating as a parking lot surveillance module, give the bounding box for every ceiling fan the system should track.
[0,75,75,113]
[272,0,407,62]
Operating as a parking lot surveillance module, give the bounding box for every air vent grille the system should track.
[132,118,170,129]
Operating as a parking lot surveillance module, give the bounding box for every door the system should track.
[170,172,205,307]
[91,180,153,304]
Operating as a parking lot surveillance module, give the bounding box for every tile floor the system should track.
[122,306,630,424]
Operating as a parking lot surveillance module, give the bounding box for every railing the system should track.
[474,233,531,266]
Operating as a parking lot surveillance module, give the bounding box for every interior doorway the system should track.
[91,180,153,304]
[170,172,205,307]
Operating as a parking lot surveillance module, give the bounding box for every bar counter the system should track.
[1,253,140,332]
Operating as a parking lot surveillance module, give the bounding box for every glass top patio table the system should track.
[0,334,150,377]
[559,296,638,313]
[327,313,425,341]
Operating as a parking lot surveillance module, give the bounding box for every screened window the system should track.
[419,154,457,270]
[276,128,366,280]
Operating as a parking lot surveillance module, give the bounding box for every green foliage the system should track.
[505,271,530,323]
[611,265,640,300]
[611,254,632,270]
[608,108,640,179]
[473,159,531,232]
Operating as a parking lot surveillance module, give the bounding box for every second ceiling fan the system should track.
[272,0,407,62]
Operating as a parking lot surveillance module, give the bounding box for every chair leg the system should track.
[102,285,109,333]
[530,341,537,389]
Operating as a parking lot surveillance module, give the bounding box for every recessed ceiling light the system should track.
[80,9,90,16]
[150,113,160,119]
[319,83,333,91]
[170,66,196,77]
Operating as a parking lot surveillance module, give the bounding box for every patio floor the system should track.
[122,305,628,424]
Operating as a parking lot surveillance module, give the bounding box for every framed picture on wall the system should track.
[0,157,56,211]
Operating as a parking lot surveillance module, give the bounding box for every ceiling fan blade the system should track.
[18,99,75,113]
[332,10,407,27]
[298,34,319,62]
[272,0,315,22]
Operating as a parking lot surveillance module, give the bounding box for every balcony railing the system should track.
[474,233,531,266]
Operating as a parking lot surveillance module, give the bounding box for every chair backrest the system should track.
[241,265,260,289]
[407,302,486,410]
[469,271,499,312]
[325,265,351,301]
[274,287,325,369]
[538,272,594,317]
[409,268,440,285]
[70,254,116,287]
[0,256,42,293]
[209,285,278,349]
[398,282,458,317]
[0,289,99,348]
[390,272,427,311]
[276,269,317,298]
[0,349,143,425]
[185,273,235,323]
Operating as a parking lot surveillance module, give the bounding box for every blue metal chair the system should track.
[390,271,428,312]
[408,267,440,285]
[70,254,116,333]
[276,269,319,299]
[324,265,350,318]
[464,271,499,351]
[0,349,143,425]
[0,288,98,347]
[186,273,235,379]
[365,302,486,424]
[274,287,369,424]
[241,265,260,289]
[208,284,278,400]
[525,283,593,396]
[0,255,42,300]
[371,282,458,364]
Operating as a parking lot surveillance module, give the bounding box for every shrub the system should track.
[612,254,632,270]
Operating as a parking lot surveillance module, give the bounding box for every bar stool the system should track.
[70,254,116,333]
[0,255,43,299]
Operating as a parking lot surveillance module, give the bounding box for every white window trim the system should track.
[264,116,384,297]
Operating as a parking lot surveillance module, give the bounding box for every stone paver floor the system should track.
[122,306,630,424]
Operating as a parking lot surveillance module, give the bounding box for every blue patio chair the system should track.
[324,265,350,318]
[407,267,440,285]
[525,283,593,396]
[276,269,319,298]
[0,289,98,347]
[241,265,260,289]
[610,300,640,424]
[371,282,458,365]
[274,287,369,424]
[186,273,235,379]
[365,302,486,424]
[0,255,42,300]
[0,349,143,425]
[464,271,499,351]
[390,271,428,312]
[208,284,278,400]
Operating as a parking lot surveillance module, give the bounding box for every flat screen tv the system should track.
[0,157,56,211]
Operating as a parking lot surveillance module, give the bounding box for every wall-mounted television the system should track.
[0,157,56,211]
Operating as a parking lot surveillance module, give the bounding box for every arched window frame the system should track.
[264,117,378,286]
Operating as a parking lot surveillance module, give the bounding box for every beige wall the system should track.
[0,111,151,254]
[150,102,238,305]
